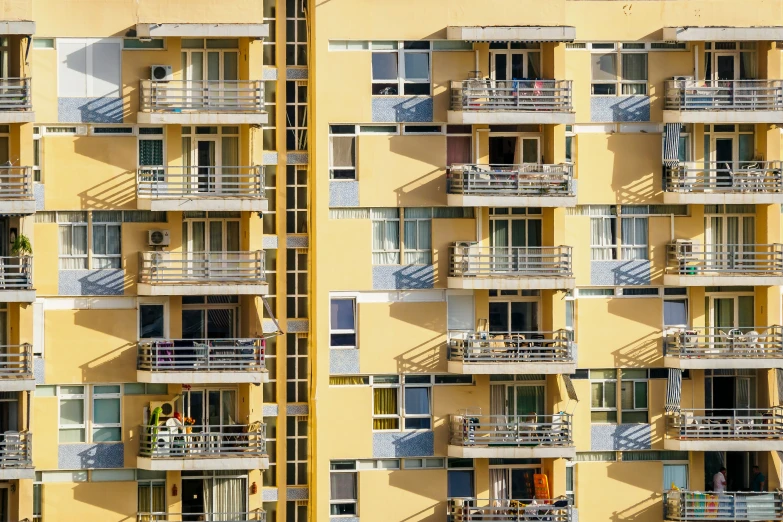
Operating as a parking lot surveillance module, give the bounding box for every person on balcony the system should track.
[751,466,766,492]
[713,467,727,493]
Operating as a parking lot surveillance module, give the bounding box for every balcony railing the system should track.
[667,407,783,440]
[448,164,574,197]
[449,330,574,364]
[449,498,572,522]
[665,161,783,194]
[137,166,264,199]
[138,339,265,372]
[0,256,32,290]
[664,490,783,521]
[0,166,33,200]
[0,344,32,379]
[451,79,573,112]
[664,79,783,111]
[449,413,573,448]
[139,80,264,113]
[138,251,265,285]
[450,244,573,278]
[139,423,266,458]
[0,78,31,111]
[137,511,266,522]
[0,431,31,469]
[665,327,783,360]
[666,243,783,276]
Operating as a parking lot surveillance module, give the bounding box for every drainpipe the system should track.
[694,45,699,82]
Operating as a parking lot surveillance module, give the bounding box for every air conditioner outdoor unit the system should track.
[150,65,173,82]
[674,239,694,260]
[672,75,694,89]
[149,400,177,418]
[148,229,170,247]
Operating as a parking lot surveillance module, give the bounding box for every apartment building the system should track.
[314,1,783,522]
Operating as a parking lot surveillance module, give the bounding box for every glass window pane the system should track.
[592,53,616,81]
[59,399,84,425]
[140,304,164,338]
[622,53,647,81]
[59,428,85,442]
[94,398,120,424]
[664,299,688,326]
[93,427,121,442]
[404,387,430,415]
[330,472,356,500]
[635,381,648,409]
[604,382,616,408]
[591,382,603,408]
[404,52,429,80]
[372,53,398,80]
[621,381,633,410]
[330,299,355,330]
[447,470,474,498]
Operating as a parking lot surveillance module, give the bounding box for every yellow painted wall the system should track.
[38,481,136,522]
[574,461,663,522]
[358,469,446,521]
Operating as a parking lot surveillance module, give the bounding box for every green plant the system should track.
[11,234,32,256]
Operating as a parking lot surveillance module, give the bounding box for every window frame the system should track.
[91,221,122,269]
[619,216,649,260]
[329,463,358,516]
[91,385,122,442]
[371,42,432,96]
[620,370,649,424]
[590,370,618,423]
[402,382,432,430]
[57,214,89,270]
[664,296,689,329]
[330,298,357,349]
[590,43,649,96]
[58,385,87,443]
[590,214,617,260]
[371,208,401,265]
[33,126,42,183]
[329,126,357,180]
[138,298,168,340]
[402,208,433,265]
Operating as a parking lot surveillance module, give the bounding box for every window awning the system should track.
[562,374,578,402]
[447,25,575,42]
[663,123,682,166]
[136,23,269,38]
[0,21,34,35]
[665,369,683,413]
[663,26,783,42]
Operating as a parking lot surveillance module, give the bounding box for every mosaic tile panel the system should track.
[372,431,434,458]
[286,487,309,500]
[58,97,123,123]
[371,96,433,122]
[287,152,308,164]
[58,443,124,469]
[372,265,434,290]
[34,183,44,211]
[330,349,359,374]
[262,488,279,501]
[262,68,278,81]
[262,152,278,165]
[591,424,652,451]
[33,358,44,384]
[329,181,359,207]
[262,236,278,249]
[590,260,651,286]
[286,319,309,332]
[58,269,125,296]
[590,95,650,122]
[286,236,309,248]
[262,404,279,417]
[286,404,309,415]
[286,68,308,80]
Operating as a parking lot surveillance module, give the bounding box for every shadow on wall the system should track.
[392,167,447,208]
[606,134,660,203]
[387,470,447,521]
[610,331,662,368]
[392,334,447,374]
[604,483,661,522]
[76,170,136,210]
[70,481,134,522]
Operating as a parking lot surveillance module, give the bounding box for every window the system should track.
[591,44,648,95]
[263,80,276,150]
[330,298,356,348]
[124,383,167,395]
[372,376,432,431]
[664,464,688,491]
[57,38,121,98]
[92,212,121,268]
[403,208,432,264]
[329,125,356,180]
[620,216,648,260]
[58,385,86,442]
[286,165,308,233]
[263,0,276,66]
[286,334,308,403]
[139,303,164,339]
[565,463,575,506]
[403,458,445,469]
[286,81,307,151]
[263,336,277,404]
[664,290,689,328]
[372,378,400,430]
[92,385,121,441]
[565,126,574,163]
[286,0,307,65]
[138,128,164,177]
[33,480,42,521]
[590,369,617,423]
[58,212,88,269]
[286,416,308,485]
[371,208,400,264]
[138,471,166,517]
[371,42,431,96]
[590,213,617,260]
[33,126,42,182]
[286,248,308,319]
[590,207,648,260]
[403,382,432,429]
[330,462,357,515]
[447,459,474,498]
[620,370,648,423]
[263,167,277,234]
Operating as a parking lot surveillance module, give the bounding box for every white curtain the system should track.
[591,217,615,260]
[621,54,647,94]
[371,208,400,264]
[490,468,509,505]
[490,385,508,437]
[621,217,648,260]
[329,208,370,219]
[59,224,88,269]
[214,476,246,521]
[221,137,239,195]
[664,464,689,490]
[202,478,213,519]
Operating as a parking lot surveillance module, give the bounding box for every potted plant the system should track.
[10,234,32,279]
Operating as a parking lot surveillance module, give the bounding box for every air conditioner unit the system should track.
[149,400,177,418]
[675,239,694,260]
[150,65,173,82]
[672,75,694,89]
[148,229,170,247]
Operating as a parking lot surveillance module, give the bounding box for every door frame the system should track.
[488,294,543,333]
[487,133,542,165]
[489,49,541,81]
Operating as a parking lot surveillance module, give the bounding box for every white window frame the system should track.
[620,216,649,260]
[137,128,165,173]
[329,297,357,349]
[590,214,617,260]
[402,208,432,265]
[33,126,42,183]
[329,464,358,516]
[590,43,649,96]
[91,220,122,269]
[589,370,617,424]
[372,380,401,431]
[402,381,432,430]
[329,126,357,181]
[372,375,434,432]
[58,385,86,443]
[371,208,400,265]
[664,293,689,329]
[91,385,122,442]
[371,41,432,96]
[57,212,89,270]
[620,370,649,424]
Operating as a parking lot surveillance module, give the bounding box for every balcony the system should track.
[447,163,576,208]
[0,431,33,480]
[449,498,573,522]
[448,412,575,459]
[664,407,783,451]
[0,256,33,302]
[0,78,32,123]
[663,79,783,123]
[138,80,267,125]
[137,339,267,384]
[448,243,574,290]
[137,510,266,522]
[0,166,34,215]
[664,243,783,286]
[137,251,267,296]
[664,490,783,521]
[448,79,574,124]
[664,161,783,204]
[0,344,33,391]
[448,330,575,375]
[136,166,267,212]
[664,327,783,369]
[137,423,268,471]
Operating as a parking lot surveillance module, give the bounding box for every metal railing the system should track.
[0,256,32,289]
[138,339,265,372]
[667,407,783,440]
[665,161,783,194]
[0,431,31,468]
[139,80,264,113]
[451,79,573,112]
[137,510,266,522]
[450,243,573,278]
[448,164,574,197]
[666,243,783,276]
[449,413,573,447]
[0,166,33,200]
[664,79,783,111]
[137,166,264,199]
[0,78,31,111]
[449,330,574,364]
[449,498,572,522]
[664,490,783,521]
[0,344,32,378]
[665,326,783,360]
[138,251,265,285]
[139,423,266,458]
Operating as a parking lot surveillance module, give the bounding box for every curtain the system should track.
[490,469,509,505]
[591,217,615,260]
[527,52,541,80]
[735,378,750,410]
[332,136,356,167]
[490,384,506,432]
[329,209,369,219]
[329,376,365,385]
[740,51,756,80]
[664,464,689,491]
[621,53,647,94]
[59,224,87,269]
[331,472,357,501]
[371,209,400,264]
[621,217,648,260]
[221,137,239,195]
[373,388,398,429]
[404,387,430,415]
[221,390,236,425]
[742,217,755,249]
[214,476,245,521]
[202,478,213,520]
[447,136,472,166]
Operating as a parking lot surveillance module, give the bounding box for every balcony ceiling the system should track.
[446,25,575,42]
[0,21,34,35]
[663,26,783,41]
[136,23,269,38]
